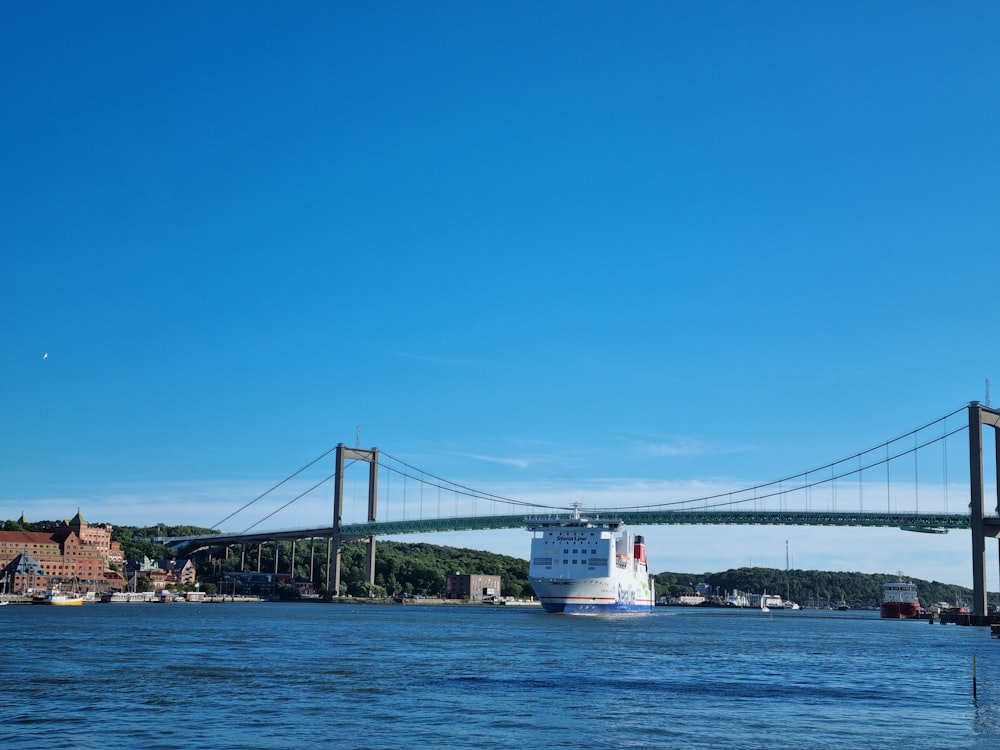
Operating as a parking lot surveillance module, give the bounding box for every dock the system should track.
[935,611,1000,627]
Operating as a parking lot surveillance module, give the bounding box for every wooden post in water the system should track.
[973,653,978,701]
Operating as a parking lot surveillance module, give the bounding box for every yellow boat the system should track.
[33,589,85,606]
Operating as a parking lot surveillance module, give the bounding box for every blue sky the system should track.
[2,3,999,589]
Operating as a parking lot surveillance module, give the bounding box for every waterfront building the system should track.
[0,510,125,593]
[123,556,197,589]
[1,551,48,593]
[445,572,502,601]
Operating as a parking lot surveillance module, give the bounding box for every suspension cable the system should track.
[211,444,340,529]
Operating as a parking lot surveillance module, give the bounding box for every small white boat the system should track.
[757,591,782,612]
[99,591,156,603]
[726,591,749,608]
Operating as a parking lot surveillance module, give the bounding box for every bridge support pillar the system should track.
[327,444,379,597]
[366,450,379,589]
[968,402,1000,618]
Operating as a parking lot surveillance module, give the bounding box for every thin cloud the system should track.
[629,434,756,459]
[463,453,534,469]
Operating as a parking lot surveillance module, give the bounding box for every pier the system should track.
[936,610,1000,627]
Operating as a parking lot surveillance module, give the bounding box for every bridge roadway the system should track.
[166,510,991,551]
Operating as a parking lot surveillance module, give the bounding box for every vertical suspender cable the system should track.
[886,444,891,513]
[942,415,949,513]
[858,455,863,513]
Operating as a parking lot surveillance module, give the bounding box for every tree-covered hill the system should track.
[654,567,996,608]
[4,514,993,605]
[336,540,530,598]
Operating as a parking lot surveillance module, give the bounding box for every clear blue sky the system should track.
[3,3,998,589]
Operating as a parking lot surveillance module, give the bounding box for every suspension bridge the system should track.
[168,402,1000,619]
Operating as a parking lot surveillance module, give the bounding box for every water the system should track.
[2,603,998,749]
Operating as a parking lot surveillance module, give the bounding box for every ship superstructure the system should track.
[527,509,654,614]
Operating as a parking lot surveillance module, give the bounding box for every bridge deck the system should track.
[165,510,983,550]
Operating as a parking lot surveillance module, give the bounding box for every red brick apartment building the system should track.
[0,510,124,593]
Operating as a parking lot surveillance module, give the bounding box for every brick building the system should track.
[0,510,125,593]
[445,572,502,601]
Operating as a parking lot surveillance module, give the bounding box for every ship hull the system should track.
[529,575,654,615]
[880,602,921,619]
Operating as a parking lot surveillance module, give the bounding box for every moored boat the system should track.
[881,580,921,619]
[527,508,655,615]
[33,588,85,606]
[99,591,156,603]
[726,591,750,608]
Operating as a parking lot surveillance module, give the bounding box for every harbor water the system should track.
[2,603,999,749]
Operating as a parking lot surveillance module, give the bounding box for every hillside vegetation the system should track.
[654,568,993,608]
[5,516,992,605]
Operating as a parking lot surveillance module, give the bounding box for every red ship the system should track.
[880,580,922,619]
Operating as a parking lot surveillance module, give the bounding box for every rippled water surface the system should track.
[2,603,998,749]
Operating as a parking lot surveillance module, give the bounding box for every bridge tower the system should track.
[968,402,1000,617]
[326,444,379,596]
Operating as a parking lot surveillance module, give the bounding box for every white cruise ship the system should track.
[527,509,655,614]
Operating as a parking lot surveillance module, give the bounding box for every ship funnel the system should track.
[633,535,647,564]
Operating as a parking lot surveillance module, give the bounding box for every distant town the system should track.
[0,510,198,596]
[0,509,507,603]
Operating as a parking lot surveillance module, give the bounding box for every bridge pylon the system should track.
[326,444,379,596]
[968,402,1000,617]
